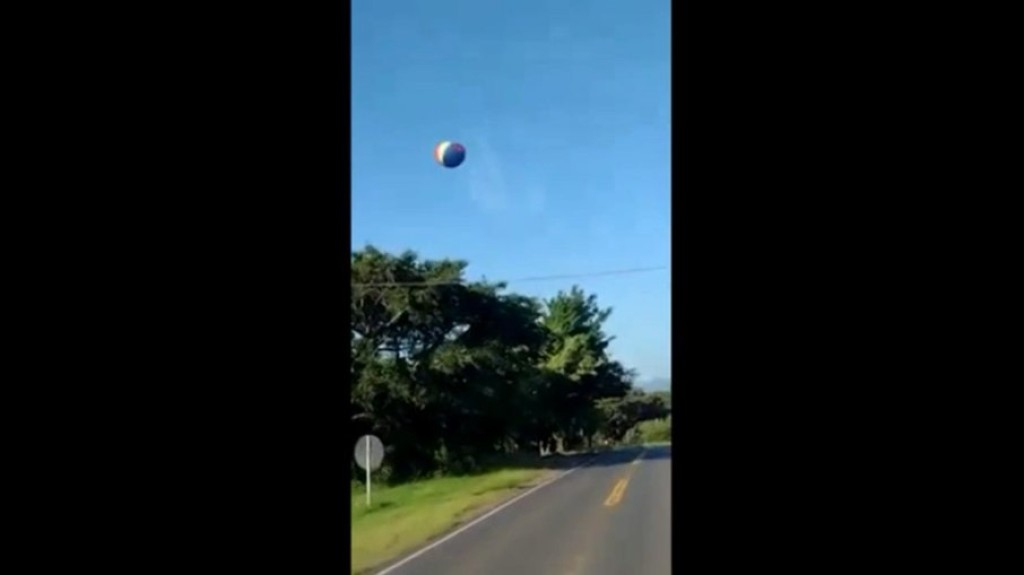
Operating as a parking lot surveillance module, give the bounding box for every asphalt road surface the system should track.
[373,445,672,575]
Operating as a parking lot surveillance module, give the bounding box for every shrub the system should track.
[629,416,671,443]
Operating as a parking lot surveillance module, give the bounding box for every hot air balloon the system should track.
[434,141,466,168]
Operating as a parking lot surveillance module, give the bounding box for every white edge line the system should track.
[372,453,602,575]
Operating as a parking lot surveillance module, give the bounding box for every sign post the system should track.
[354,434,385,507]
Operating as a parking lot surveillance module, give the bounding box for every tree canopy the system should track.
[351,246,670,481]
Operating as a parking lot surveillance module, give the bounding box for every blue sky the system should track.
[352,0,671,385]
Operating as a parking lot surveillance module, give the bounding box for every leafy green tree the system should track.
[349,246,648,481]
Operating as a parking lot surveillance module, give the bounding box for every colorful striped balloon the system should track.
[434,141,466,168]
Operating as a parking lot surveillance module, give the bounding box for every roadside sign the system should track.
[354,434,385,506]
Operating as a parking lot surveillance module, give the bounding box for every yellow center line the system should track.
[603,449,647,507]
[603,479,628,506]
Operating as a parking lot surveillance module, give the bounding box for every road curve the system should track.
[372,445,672,575]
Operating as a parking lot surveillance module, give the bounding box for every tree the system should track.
[350,246,644,480]
[595,389,671,443]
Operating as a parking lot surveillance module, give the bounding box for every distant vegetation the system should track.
[628,416,671,444]
[351,246,671,483]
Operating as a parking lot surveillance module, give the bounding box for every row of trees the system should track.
[351,246,670,482]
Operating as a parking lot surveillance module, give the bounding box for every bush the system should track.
[629,417,671,444]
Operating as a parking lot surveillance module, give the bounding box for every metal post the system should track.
[365,438,371,507]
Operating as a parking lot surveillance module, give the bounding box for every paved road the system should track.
[374,445,672,575]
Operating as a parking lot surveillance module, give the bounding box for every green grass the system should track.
[350,467,549,574]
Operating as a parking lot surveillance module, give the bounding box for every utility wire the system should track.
[352,265,668,288]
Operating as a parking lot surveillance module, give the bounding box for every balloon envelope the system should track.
[434,141,466,168]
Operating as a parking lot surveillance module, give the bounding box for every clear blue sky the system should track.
[352,0,671,385]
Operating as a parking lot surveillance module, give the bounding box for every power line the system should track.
[352,265,668,288]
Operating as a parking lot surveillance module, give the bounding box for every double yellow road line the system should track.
[603,449,645,507]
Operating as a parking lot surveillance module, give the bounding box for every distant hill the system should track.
[638,377,670,391]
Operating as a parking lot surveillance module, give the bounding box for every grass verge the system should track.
[350,466,550,574]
